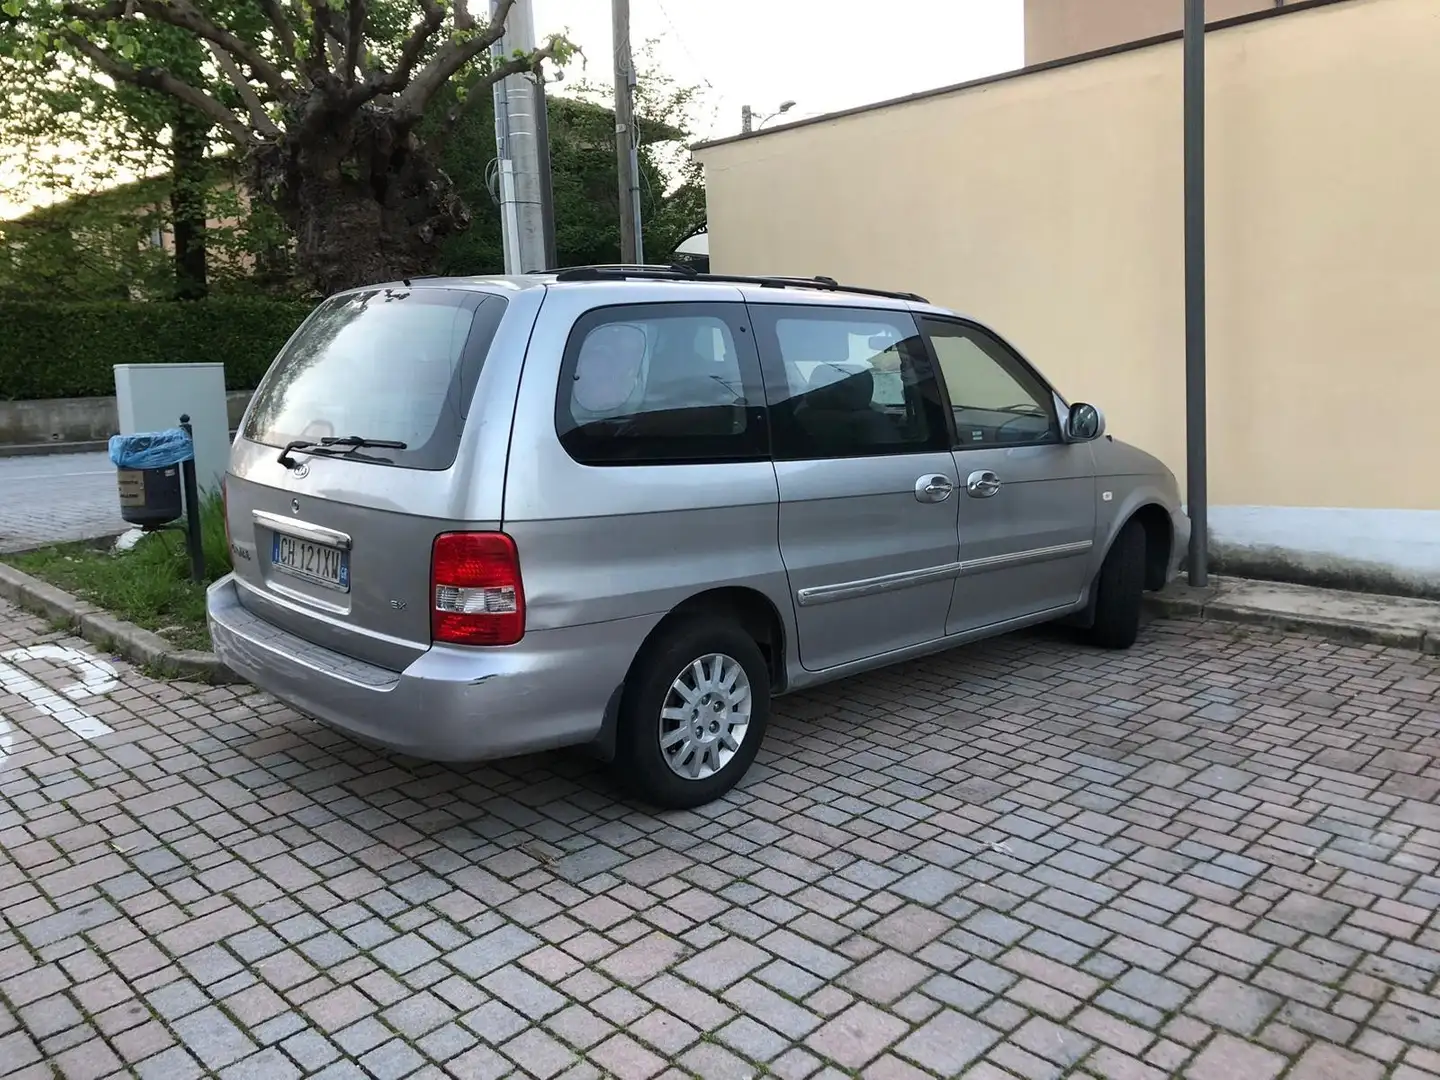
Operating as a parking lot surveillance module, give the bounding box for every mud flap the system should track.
[585,683,626,762]
[1059,576,1100,630]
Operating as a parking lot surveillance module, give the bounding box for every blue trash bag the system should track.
[109,428,195,470]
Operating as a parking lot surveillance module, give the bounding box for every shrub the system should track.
[0,298,315,400]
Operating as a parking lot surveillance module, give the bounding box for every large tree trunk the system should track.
[170,101,210,301]
[252,105,472,296]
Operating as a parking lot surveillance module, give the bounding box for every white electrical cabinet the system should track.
[113,362,231,494]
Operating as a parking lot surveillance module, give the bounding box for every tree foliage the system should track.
[0,20,292,299]
[1,44,709,298]
[436,47,708,275]
[0,155,296,300]
[0,0,575,292]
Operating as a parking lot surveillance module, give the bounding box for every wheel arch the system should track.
[1095,484,1175,589]
[1129,502,1174,591]
[1069,499,1174,631]
[660,587,789,691]
[588,585,789,763]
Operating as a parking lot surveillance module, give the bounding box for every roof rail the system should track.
[550,264,926,304]
[552,263,698,279]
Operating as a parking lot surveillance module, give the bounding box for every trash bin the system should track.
[109,428,194,529]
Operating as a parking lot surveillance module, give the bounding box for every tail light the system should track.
[431,532,525,646]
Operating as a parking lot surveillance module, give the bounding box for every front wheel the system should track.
[1083,518,1147,649]
[614,617,771,810]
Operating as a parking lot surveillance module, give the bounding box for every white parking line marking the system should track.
[0,646,119,741]
[4,645,122,700]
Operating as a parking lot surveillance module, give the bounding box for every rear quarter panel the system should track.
[502,283,791,644]
[223,284,544,669]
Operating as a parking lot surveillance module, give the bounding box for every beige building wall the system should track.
[1025,0,1283,64]
[696,0,1440,590]
[697,0,1438,514]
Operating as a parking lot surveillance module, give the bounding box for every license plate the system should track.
[271,533,350,591]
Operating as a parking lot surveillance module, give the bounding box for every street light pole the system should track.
[758,100,797,129]
[1184,0,1208,587]
[742,101,795,133]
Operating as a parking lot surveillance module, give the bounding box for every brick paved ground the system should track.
[1,595,1439,1080]
[0,453,127,554]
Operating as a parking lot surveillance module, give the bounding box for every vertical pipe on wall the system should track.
[1184,0,1209,587]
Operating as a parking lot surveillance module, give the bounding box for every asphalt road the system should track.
[0,453,128,554]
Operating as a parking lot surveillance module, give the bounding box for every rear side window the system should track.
[751,305,950,460]
[244,287,507,470]
[556,302,768,466]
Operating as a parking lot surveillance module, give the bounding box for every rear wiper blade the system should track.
[320,435,408,450]
[278,435,407,467]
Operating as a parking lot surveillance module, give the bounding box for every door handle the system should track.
[966,470,1002,498]
[914,474,954,503]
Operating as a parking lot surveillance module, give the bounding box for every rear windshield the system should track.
[243,287,507,471]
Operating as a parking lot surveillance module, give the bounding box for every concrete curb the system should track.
[1145,582,1439,654]
[0,562,237,682]
[0,439,111,459]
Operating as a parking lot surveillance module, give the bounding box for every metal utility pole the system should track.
[612,0,644,263]
[1183,0,1208,586]
[491,0,552,272]
[533,75,558,270]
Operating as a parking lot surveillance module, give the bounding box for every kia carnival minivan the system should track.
[208,267,1188,808]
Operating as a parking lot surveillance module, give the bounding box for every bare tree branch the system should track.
[305,0,331,81]
[391,0,517,122]
[205,40,281,137]
[58,1,127,20]
[61,31,255,145]
[138,0,292,97]
[430,39,564,147]
[257,0,298,63]
[362,0,449,103]
[64,0,292,99]
[343,0,365,86]
[453,0,474,30]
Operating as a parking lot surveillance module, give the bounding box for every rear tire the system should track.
[1084,518,1147,649]
[614,616,771,810]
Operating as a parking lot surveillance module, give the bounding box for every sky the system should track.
[531,0,1024,140]
[0,0,1022,218]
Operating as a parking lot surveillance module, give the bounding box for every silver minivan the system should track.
[208,268,1189,808]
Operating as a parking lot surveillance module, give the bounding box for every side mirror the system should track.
[1066,402,1105,441]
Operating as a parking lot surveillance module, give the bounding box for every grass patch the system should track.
[10,490,231,652]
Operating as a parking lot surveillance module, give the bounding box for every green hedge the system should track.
[0,298,316,401]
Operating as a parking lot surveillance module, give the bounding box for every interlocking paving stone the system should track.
[1,598,1439,1077]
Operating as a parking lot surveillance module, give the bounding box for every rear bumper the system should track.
[206,574,651,762]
